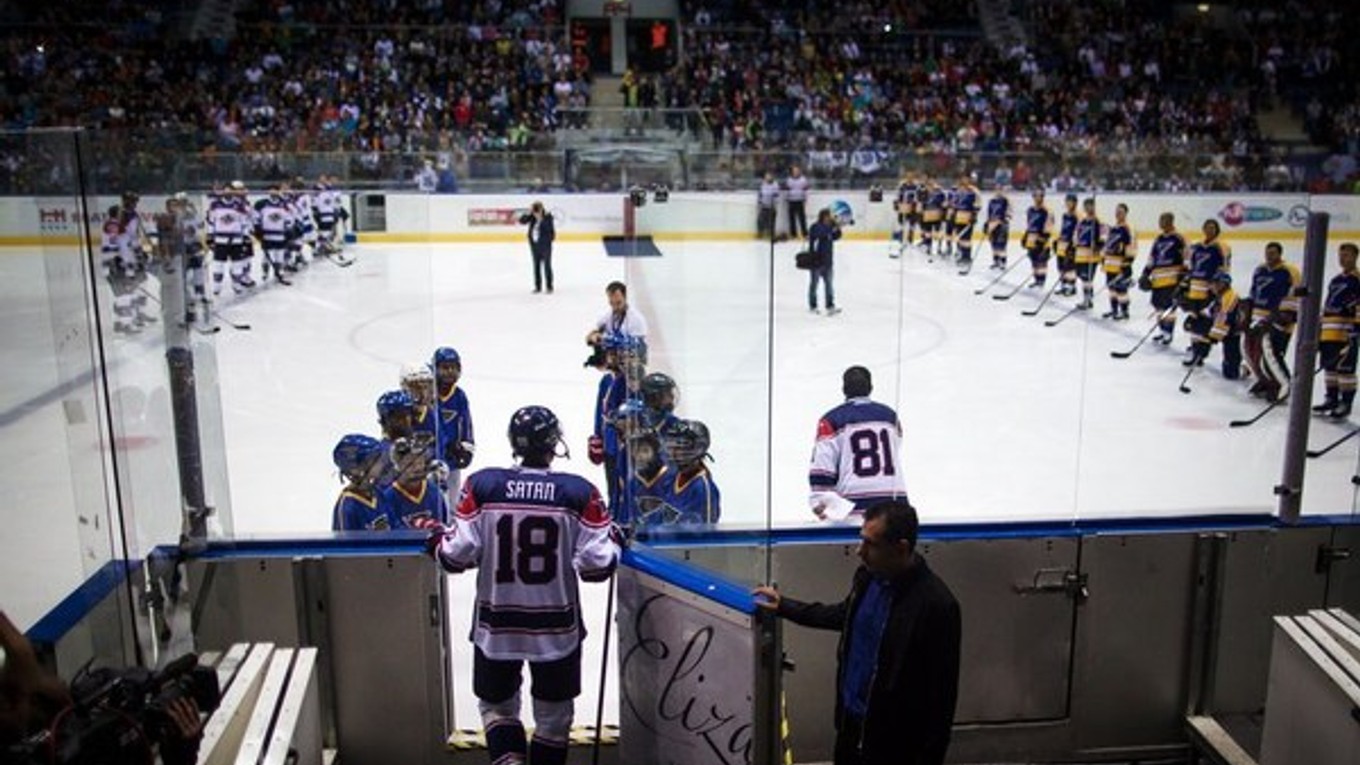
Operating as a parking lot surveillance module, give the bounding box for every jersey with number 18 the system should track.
[809,397,908,511]
[438,465,616,661]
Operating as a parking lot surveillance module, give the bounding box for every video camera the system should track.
[5,653,220,765]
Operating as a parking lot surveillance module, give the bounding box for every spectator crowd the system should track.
[0,0,1356,194]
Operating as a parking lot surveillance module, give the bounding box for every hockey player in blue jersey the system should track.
[401,362,439,447]
[381,454,449,528]
[587,334,630,512]
[639,371,680,436]
[376,389,422,491]
[626,431,674,527]
[985,191,1012,270]
[429,405,617,765]
[951,177,980,268]
[331,434,394,531]
[663,420,720,524]
[434,347,475,507]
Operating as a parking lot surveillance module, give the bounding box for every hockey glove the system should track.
[427,459,451,489]
[587,435,605,465]
[451,441,475,469]
[1137,272,1153,292]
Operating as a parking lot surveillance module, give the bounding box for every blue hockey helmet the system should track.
[508,405,563,458]
[433,346,461,367]
[376,389,415,423]
[333,433,383,477]
[829,199,855,226]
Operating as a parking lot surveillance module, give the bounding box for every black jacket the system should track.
[779,559,961,765]
[526,213,555,255]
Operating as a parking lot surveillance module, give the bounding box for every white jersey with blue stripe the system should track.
[808,397,908,511]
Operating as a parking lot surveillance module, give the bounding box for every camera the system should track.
[6,654,220,765]
[868,184,884,203]
[652,184,669,203]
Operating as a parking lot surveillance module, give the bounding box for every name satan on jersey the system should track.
[438,466,616,661]
[809,397,908,511]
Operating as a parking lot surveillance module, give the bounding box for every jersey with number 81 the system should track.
[809,398,908,512]
[439,465,617,661]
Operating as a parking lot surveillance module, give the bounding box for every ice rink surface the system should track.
[7,230,1360,728]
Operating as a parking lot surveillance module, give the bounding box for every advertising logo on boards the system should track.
[1218,201,1283,227]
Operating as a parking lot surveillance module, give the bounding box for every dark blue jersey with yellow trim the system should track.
[671,468,721,524]
[1146,232,1186,288]
[332,490,392,531]
[381,477,448,527]
[1322,270,1360,342]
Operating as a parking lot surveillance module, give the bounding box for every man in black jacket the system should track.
[521,201,556,293]
[755,500,961,765]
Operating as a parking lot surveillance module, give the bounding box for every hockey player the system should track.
[1023,190,1054,288]
[118,192,157,327]
[253,185,294,285]
[941,182,958,259]
[1245,242,1302,401]
[809,366,908,519]
[892,175,920,256]
[434,347,475,499]
[429,405,617,765]
[376,389,419,490]
[207,181,255,293]
[290,177,316,265]
[984,190,1012,270]
[920,180,945,257]
[639,371,680,436]
[100,204,139,335]
[401,362,439,445]
[381,453,449,528]
[331,434,394,531]
[313,176,342,255]
[1317,243,1360,419]
[1101,203,1136,320]
[951,176,980,267]
[1055,194,1079,296]
[1182,219,1232,351]
[1183,272,1243,379]
[663,419,720,524]
[626,431,674,527]
[1141,213,1188,345]
[1072,197,1103,310]
[587,334,629,512]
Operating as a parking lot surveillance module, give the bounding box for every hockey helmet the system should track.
[333,433,384,478]
[508,405,563,459]
[640,372,677,413]
[829,199,855,226]
[400,362,435,405]
[433,346,462,367]
[376,389,415,422]
[662,419,711,467]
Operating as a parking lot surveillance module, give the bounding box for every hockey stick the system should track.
[1110,307,1177,359]
[211,307,251,331]
[1045,286,1109,327]
[1307,426,1360,458]
[1178,365,1196,394]
[591,569,617,765]
[975,257,1026,295]
[1228,364,1323,428]
[1021,279,1062,317]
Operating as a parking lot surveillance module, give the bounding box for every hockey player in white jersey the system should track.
[289,177,316,265]
[808,366,908,520]
[252,185,294,286]
[430,405,617,765]
[207,182,255,293]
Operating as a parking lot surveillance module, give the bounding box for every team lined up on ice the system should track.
[97,177,353,332]
[891,176,1360,414]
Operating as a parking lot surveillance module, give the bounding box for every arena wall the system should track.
[1,192,1358,248]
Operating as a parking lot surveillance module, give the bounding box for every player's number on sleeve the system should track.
[494,515,560,585]
[849,428,896,477]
